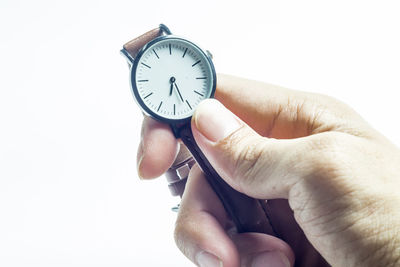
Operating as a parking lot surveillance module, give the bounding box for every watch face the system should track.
[131,36,216,123]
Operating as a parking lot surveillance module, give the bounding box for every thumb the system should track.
[192,99,308,200]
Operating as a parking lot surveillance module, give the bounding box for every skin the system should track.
[137,74,400,266]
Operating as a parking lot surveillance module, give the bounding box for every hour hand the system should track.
[169,76,176,96]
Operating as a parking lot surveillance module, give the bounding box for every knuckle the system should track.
[291,93,363,136]
[305,132,348,179]
[218,129,271,191]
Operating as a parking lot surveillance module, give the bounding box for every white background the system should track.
[0,0,399,266]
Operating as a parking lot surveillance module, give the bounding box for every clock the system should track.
[121,24,275,235]
[132,36,216,123]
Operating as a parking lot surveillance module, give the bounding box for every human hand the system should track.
[137,74,400,266]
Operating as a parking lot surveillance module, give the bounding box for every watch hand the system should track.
[169,76,176,96]
[175,83,184,102]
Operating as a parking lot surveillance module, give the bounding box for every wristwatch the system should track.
[121,24,275,235]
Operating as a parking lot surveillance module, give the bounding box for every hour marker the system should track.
[138,80,149,82]
[169,44,171,55]
[153,49,159,59]
[186,100,192,110]
[182,48,188,58]
[141,62,151,69]
[173,104,176,115]
[194,90,204,97]
[196,77,207,80]
[192,60,201,67]
[157,101,163,112]
[144,92,153,99]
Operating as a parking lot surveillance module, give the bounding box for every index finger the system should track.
[215,74,366,139]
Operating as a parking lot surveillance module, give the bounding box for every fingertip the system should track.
[251,251,292,267]
[232,233,295,267]
[137,117,178,179]
[192,99,241,143]
[195,251,223,267]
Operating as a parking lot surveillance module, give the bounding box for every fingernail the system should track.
[196,251,223,267]
[193,99,241,142]
[251,251,290,267]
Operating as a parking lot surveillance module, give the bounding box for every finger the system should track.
[175,165,294,267]
[215,74,366,139]
[137,116,178,179]
[191,99,314,199]
[232,233,294,267]
[175,165,238,266]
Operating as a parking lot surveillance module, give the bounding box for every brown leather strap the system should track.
[123,27,163,59]
[176,123,276,235]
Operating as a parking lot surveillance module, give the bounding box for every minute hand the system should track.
[174,83,184,102]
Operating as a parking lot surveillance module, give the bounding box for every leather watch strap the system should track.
[123,25,167,59]
[176,123,276,235]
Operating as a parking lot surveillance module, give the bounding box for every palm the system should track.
[266,199,329,267]
[214,75,341,266]
[138,75,366,266]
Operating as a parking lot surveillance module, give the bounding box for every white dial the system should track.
[133,37,215,121]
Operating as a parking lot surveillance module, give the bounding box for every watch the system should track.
[121,24,276,235]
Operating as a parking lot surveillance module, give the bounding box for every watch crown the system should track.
[206,50,213,60]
